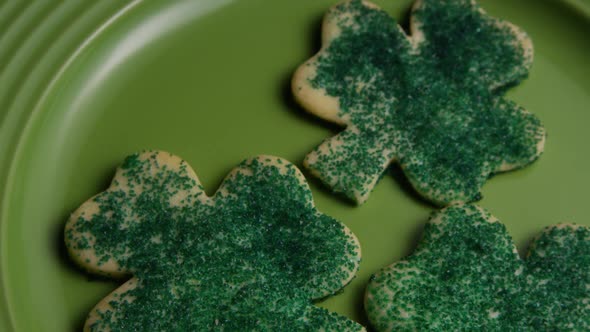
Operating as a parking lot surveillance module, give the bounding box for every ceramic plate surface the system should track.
[1,0,589,330]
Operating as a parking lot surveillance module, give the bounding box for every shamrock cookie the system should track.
[292,0,545,205]
[65,151,363,331]
[365,204,590,331]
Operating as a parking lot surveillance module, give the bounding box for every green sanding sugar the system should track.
[365,204,590,331]
[304,0,545,205]
[66,151,362,331]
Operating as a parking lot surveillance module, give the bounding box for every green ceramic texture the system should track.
[0,0,588,331]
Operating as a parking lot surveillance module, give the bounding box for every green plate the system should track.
[1,0,589,330]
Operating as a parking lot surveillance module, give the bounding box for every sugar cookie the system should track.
[65,151,363,331]
[292,0,545,205]
[365,204,590,331]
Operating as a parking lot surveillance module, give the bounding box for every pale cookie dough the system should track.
[292,0,545,205]
[65,151,364,331]
[365,204,590,331]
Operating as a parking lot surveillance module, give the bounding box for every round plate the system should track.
[1,0,589,330]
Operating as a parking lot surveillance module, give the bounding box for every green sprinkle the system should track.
[67,151,362,331]
[299,0,545,205]
[366,204,590,331]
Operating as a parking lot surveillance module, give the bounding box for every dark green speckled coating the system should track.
[366,204,590,331]
[296,0,545,205]
[65,151,363,331]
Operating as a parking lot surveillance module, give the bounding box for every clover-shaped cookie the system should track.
[365,204,590,331]
[292,0,545,205]
[65,151,363,331]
